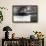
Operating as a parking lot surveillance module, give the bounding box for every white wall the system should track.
[0,0,46,46]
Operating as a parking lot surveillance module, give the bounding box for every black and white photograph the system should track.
[12,5,38,23]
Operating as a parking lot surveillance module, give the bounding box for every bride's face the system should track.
[24,7,31,13]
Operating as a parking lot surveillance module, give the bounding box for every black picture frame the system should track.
[12,5,38,23]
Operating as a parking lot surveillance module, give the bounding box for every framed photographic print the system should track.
[12,5,38,23]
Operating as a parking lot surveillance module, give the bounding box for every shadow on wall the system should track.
[0,39,2,46]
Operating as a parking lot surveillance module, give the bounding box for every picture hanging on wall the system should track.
[12,5,38,23]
